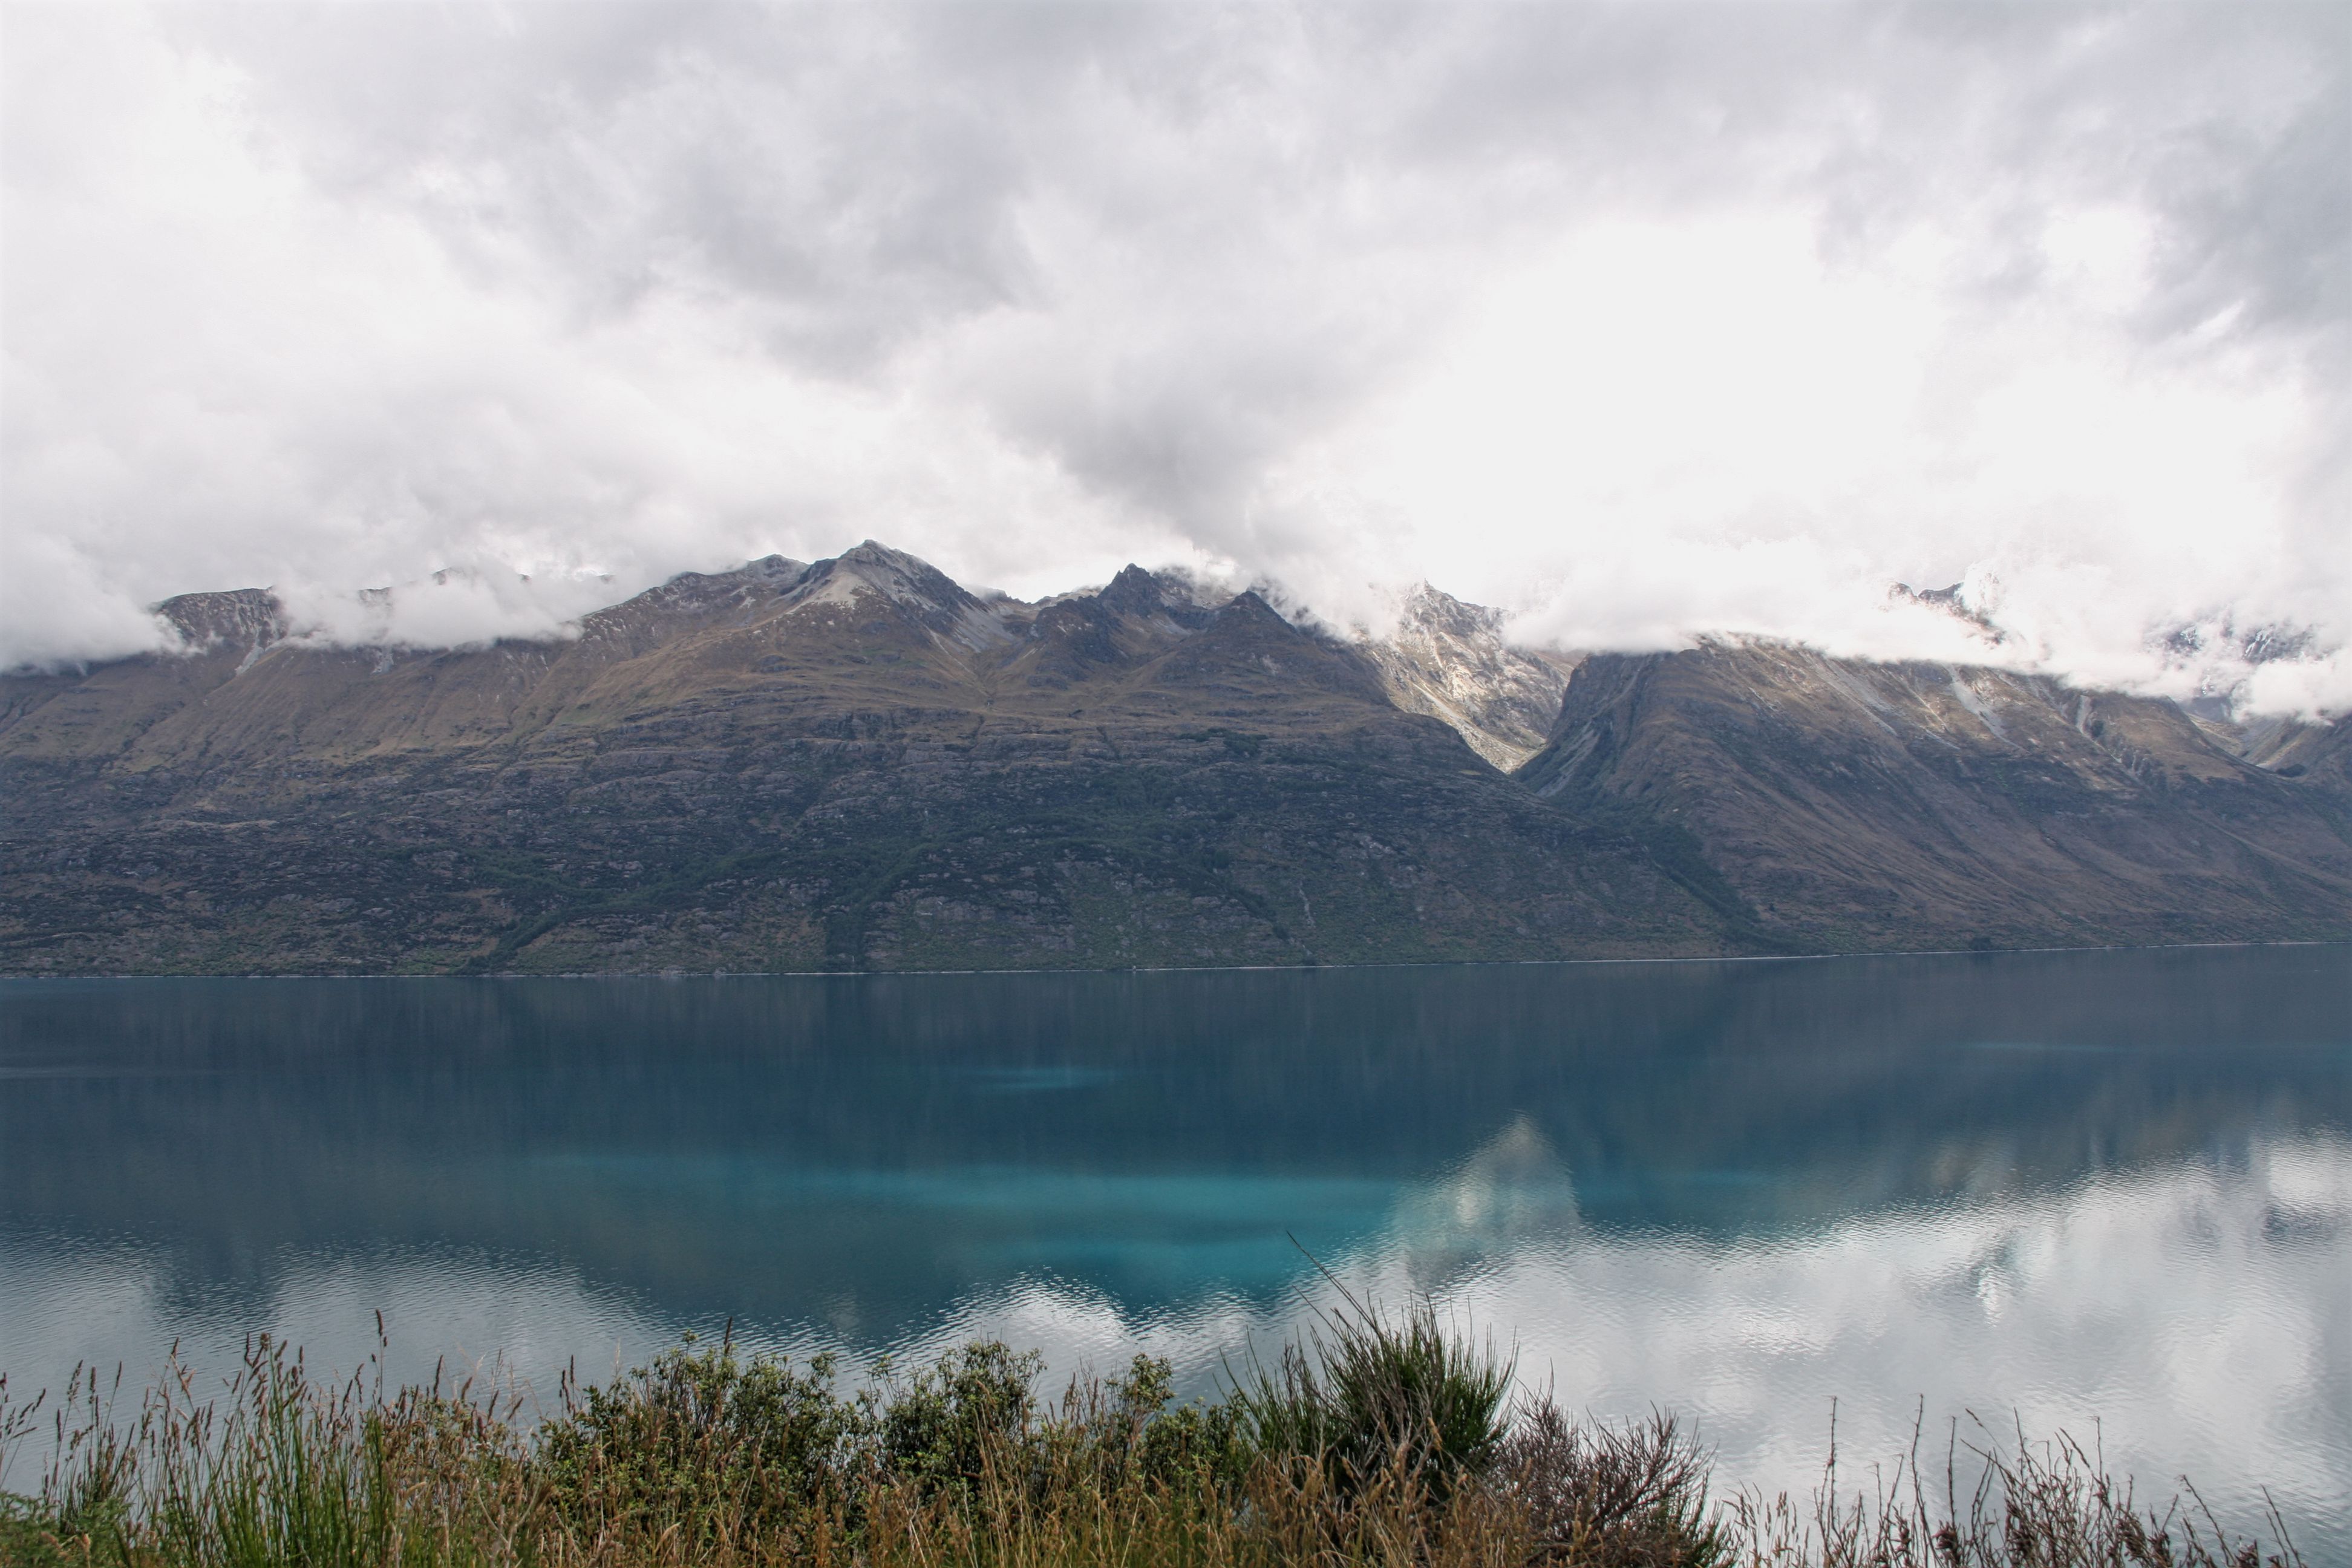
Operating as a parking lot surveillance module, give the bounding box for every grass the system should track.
[0,1301,2310,1568]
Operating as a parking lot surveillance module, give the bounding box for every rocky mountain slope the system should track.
[0,546,1720,974]
[1518,641,2351,952]
[2,545,2344,974]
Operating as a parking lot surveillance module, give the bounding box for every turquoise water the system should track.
[2,947,2347,1549]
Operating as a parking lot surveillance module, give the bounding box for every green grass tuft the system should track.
[1228,1273,1514,1503]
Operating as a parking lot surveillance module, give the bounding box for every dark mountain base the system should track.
[2,739,1722,976]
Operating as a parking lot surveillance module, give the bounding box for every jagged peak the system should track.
[837,538,937,577]
[2154,613,2336,726]
[1216,588,1290,625]
[788,540,976,612]
[1096,563,1166,618]
[781,540,1019,652]
[535,557,804,648]
[648,554,806,596]
[1394,580,1508,639]
[1386,583,1521,652]
[1145,566,1241,613]
[154,588,287,653]
[1352,581,1577,772]
[1889,580,2006,644]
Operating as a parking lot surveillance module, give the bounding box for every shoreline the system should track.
[4,935,2345,984]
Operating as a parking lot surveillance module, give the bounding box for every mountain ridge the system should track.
[2,544,2343,974]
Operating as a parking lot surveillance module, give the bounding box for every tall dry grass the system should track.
[0,1304,2308,1568]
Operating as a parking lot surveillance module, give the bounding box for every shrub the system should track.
[871,1341,1043,1501]
[1500,1401,1726,1567]
[538,1330,863,1552]
[1230,1285,1515,1498]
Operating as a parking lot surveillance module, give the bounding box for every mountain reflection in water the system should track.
[2,947,2345,1549]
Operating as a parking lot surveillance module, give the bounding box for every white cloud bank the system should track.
[2,4,2344,713]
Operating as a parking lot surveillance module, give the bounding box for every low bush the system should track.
[1500,1403,1726,1567]
[538,1330,861,1557]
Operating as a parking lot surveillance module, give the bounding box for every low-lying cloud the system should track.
[2,4,2344,713]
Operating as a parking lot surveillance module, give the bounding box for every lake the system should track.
[2,947,2346,1551]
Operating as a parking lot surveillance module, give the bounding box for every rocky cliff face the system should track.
[2,549,2342,974]
[1355,585,1578,771]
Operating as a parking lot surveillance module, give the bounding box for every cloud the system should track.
[2,3,2344,712]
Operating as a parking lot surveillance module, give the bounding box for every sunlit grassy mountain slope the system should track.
[2,543,2342,973]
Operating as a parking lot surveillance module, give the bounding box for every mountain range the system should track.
[2,542,2344,974]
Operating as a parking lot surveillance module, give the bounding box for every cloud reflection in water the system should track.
[7,1130,2339,1553]
[900,1129,2350,1555]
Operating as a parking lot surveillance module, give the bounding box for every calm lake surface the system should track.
[4,947,2347,1549]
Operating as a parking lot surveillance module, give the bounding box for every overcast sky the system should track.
[4,2,2345,711]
